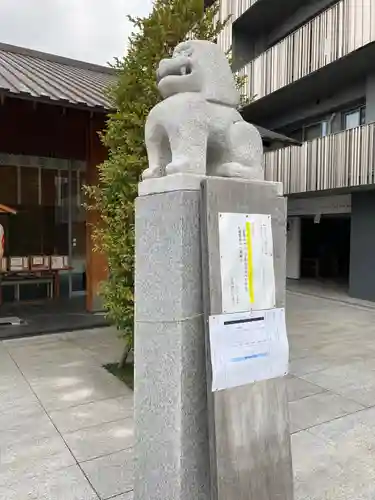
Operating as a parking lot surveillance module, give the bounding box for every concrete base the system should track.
[134,184,210,500]
[138,173,206,195]
[138,173,283,196]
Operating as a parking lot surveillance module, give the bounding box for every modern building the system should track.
[212,0,375,301]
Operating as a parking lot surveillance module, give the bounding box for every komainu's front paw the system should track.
[214,162,264,180]
[142,166,163,180]
[165,158,191,175]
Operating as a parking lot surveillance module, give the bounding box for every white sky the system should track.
[0,0,154,66]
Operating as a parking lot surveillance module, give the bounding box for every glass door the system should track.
[68,163,86,297]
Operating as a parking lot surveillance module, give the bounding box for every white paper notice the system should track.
[209,308,289,392]
[219,213,276,313]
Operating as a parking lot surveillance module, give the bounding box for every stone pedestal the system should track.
[201,177,294,500]
[134,174,293,500]
[134,178,210,500]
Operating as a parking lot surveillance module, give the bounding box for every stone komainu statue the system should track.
[143,40,264,181]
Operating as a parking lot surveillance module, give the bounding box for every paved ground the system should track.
[0,327,133,500]
[288,290,375,500]
[0,297,108,339]
[2,291,375,499]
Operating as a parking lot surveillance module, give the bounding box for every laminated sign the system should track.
[209,308,289,391]
[218,213,276,313]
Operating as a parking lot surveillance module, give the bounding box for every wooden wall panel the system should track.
[0,166,17,206]
[20,167,39,205]
[0,96,108,310]
[86,117,108,311]
[41,169,58,206]
[0,99,90,160]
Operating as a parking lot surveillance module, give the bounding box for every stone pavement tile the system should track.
[25,364,121,388]
[5,335,93,356]
[64,418,134,462]
[288,391,363,433]
[302,361,375,407]
[111,492,133,500]
[3,333,67,348]
[312,341,375,361]
[80,448,133,499]
[0,356,23,377]
[0,464,97,500]
[302,361,375,389]
[65,328,125,365]
[0,401,44,430]
[26,363,125,389]
[286,375,326,402]
[289,347,311,360]
[18,360,96,380]
[64,326,118,343]
[30,373,130,411]
[9,345,94,370]
[291,430,342,491]
[50,395,133,433]
[289,356,338,377]
[0,388,39,414]
[307,407,375,449]
[0,412,57,445]
[334,385,375,408]
[83,342,127,365]
[293,414,375,500]
[0,429,73,472]
[0,372,32,395]
[0,446,75,489]
[69,331,121,349]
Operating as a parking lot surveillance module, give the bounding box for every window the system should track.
[289,129,303,142]
[303,120,329,142]
[343,107,366,130]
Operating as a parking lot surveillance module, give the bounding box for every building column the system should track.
[86,115,108,312]
[365,74,375,124]
[286,217,301,279]
[349,192,375,301]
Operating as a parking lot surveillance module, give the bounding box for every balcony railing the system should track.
[264,123,375,194]
[217,0,261,53]
[238,0,375,101]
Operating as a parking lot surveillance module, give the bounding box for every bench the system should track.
[0,271,58,304]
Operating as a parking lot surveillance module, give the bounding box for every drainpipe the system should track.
[328,113,336,134]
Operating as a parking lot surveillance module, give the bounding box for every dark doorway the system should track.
[300,215,351,283]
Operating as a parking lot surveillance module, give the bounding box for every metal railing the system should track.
[239,0,375,101]
[264,123,375,194]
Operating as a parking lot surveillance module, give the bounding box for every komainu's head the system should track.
[156,40,240,107]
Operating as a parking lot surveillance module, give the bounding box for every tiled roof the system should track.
[0,43,299,147]
[0,43,116,110]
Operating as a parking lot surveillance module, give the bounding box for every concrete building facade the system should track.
[211,0,375,301]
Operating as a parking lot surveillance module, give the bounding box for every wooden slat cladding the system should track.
[264,123,375,194]
[216,0,260,53]
[239,0,375,101]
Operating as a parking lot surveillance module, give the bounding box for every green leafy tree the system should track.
[87,0,245,366]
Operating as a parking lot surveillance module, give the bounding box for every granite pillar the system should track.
[134,177,210,500]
